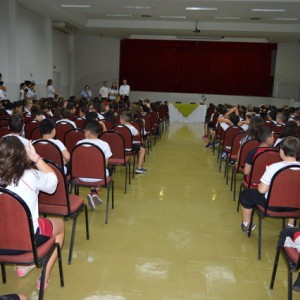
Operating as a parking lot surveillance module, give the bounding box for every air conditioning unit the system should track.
[53,22,78,34]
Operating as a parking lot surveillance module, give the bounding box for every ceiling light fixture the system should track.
[106,14,132,17]
[61,4,91,8]
[272,17,298,21]
[124,5,154,10]
[251,8,285,12]
[185,7,218,11]
[214,16,241,20]
[159,16,187,19]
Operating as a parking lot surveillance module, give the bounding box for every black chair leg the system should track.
[288,269,293,300]
[68,216,78,264]
[1,263,6,284]
[112,181,114,209]
[258,217,262,260]
[84,204,90,240]
[56,243,64,287]
[105,185,110,224]
[270,247,281,289]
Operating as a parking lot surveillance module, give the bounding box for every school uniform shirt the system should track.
[99,86,109,98]
[46,85,56,98]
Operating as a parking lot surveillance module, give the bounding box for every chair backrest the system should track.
[73,118,86,130]
[33,139,64,169]
[229,132,246,158]
[223,126,244,148]
[56,122,74,142]
[30,127,42,140]
[264,120,274,128]
[141,115,151,132]
[38,160,70,213]
[71,142,108,183]
[100,130,126,161]
[237,139,260,170]
[150,111,160,126]
[215,123,224,140]
[64,128,85,153]
[0,125,10,137]
[102,119,115,130]
[272,124,285,134]
[0,188,36,255]
[0,119,8,127]
[112,125,133,151]
[129,121,143,144]
[24,121,39,139]
[265,164,300,210]
[248,149,281,187]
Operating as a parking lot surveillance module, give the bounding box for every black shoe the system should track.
[293,274,300,292]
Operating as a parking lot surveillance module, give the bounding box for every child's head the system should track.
[257,127,274,146]
[39,118,56,137]
[120,112,131,124]
[281,136,300,158]
[31,108,44,122]
[83,120,100,138]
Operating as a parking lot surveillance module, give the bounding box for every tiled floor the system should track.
[1,122,292,299]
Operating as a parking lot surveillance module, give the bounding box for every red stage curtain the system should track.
[119,39,277,97]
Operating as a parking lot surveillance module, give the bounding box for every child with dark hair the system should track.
[240,136,300,233]
[120,112,147,174]
[56,108,76,128]
[4,114,29,146]
[76,120,112,209]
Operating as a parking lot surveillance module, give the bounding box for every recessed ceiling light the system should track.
[61,4,91,8]
[272,17,298,21]
[251,8,285,12]
[185,7,218,11]
[159,16,187,19]
[214,16,241,20]
[124,5,154,10]
[106,14,132,17]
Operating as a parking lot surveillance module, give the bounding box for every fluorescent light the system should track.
[106,14,132,17]
[124,5,154,10]
[61,4,91,8]
[272,17,298,21]
[251,8,285,12]
[159,16,187,19]
[214,16,241,20]
[185,7,218,11]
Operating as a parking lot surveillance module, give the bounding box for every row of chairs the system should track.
[0,116,168,299]
[208,123,300,299]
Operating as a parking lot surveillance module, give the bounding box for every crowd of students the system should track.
[203,102,300,290]
[0,93,169,300]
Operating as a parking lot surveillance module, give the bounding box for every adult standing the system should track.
[119,79,130,104]
[108,82,119,101]
[46,79,58,99]
[99,81,109,100]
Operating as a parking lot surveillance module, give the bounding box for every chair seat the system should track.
[230,154,238,161]
[0,237,56,264]
[257,205,300,218]
[73,176,112,187]
[108,156,130,165]
[39,195,84,216]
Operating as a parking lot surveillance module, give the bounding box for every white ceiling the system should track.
[17,0,300,42]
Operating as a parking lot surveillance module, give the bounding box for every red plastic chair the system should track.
[55,122,74,143]
[236,149,281,211]
[249,164,300,260]
[231,139,259,201]
[73,118,85,130]
[100,130,131,193]
[0,125,10,137]
[24,120,39,139]
[64,128,85,153]
[0,187,64,299]
[270,228,300,300]
[38,160,89,264]
[70,143,114,224]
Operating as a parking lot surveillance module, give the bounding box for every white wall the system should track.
[74,36,120,96]
[273,43,300,105]
[53,30,69,97]
[0,0,69,101]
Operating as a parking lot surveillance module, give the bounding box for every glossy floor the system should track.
[1,122,292,299]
